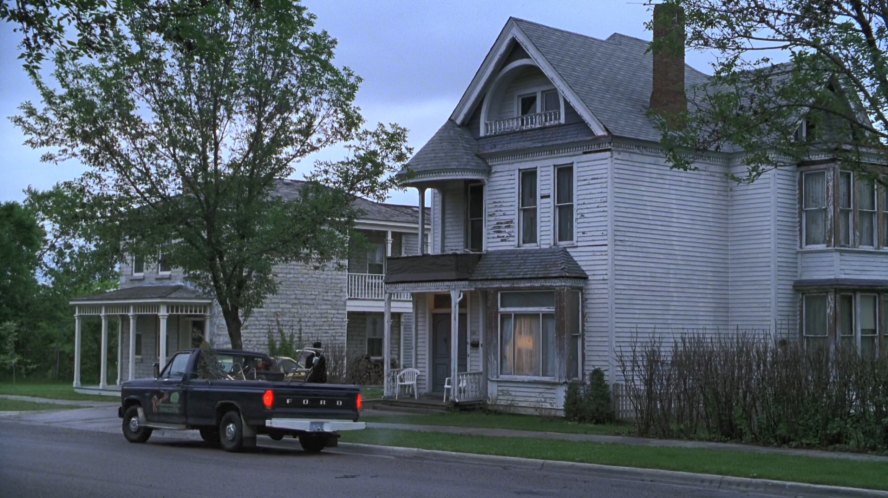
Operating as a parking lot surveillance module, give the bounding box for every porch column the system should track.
[128,308,137,381]
[116,316,122,386]
[99,307,108,389]
[385,230,392,257]
[73,309,82,388]
[383,293,392,397]
[158,304,169,369]
[417,187,426,255]
[204,307,213,347]
[449,289,462,403]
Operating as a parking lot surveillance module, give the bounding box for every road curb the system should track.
[342,443,887,497]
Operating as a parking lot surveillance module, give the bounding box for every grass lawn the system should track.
[0,381,113,402]
[342,429,888,491]
[0,399,84,411]
[363,411,631,436]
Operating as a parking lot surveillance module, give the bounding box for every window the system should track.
[132,255,145,276]
[555,165,574,243]
[542,89,559,113]
[839,171,852,246]
[858,177,876,247]
[802,294,828,351]
[519,169,537,245]
[135,331,143,357]
[499,291,555,377]
[367,242,385,274]
[518,94,537,116]
[158,252,172,274]
[884,187,888,247]
[802,171,827,246]
[366,315,383,358]
[160,353,190,380]
[467,183,484,252]
[803,169,886,249]
[804,292,883,359]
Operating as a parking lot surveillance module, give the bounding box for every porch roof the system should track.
[70,284,212,305]
[386,247,587,289]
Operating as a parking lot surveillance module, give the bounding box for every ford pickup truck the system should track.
[118,348,365,453]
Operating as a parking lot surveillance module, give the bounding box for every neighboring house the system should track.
[382,8,888,415]
[70,179,428,390]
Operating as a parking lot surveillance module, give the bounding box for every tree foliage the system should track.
[8,0,410,350]
[656,0,888,182]
[0,202,43,325]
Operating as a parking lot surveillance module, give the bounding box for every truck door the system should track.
[148,352,190,425]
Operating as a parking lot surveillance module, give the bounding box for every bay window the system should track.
[801,168,886,249]
[803,294,828,351]
[804,291,884,359]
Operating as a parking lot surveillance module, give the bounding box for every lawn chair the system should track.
[443,375,466,403]
[395,368,420,399]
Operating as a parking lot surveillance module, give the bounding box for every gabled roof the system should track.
[452,17,710,143]
[71,284,211,304]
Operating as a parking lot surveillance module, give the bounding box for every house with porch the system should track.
[70,179,429,391]
[380,9,888,415]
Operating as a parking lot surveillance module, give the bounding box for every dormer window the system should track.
[482,61,564,136]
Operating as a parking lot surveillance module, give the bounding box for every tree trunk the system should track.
[221,306,244,350]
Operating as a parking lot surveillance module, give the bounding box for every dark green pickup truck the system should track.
[118,348,365,453]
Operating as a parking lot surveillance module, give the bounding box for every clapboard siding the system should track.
[414,294,430,392]
[489,380,566,415]
[486,163,518,249]
[801,250,888,280]
[728,165,774,331]
[431,190,443,254]
[612,150,730,351]
[798,251,837,279]
[492,70,552,121]
[775,167,800,336]
[441,182,467,252]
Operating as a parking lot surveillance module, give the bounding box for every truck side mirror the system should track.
[153,362,160,378]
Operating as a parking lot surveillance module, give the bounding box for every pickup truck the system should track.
[118,348,365,453]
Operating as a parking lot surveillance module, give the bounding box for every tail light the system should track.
[262,389,274,409]
[356,392,363,411]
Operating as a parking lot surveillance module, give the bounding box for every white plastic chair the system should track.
[395,368,420,399]
[443,376,466,403]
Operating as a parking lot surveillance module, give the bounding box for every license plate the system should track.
[309,421,324,432]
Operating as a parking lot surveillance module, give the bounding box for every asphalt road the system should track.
[0,406,879,497]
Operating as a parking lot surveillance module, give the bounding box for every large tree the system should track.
[9,1,410,349]
[655,0,887,182]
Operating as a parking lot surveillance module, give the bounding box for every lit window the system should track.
[499,291,555,377]
[519,169,537,245]
[555,165,574,243]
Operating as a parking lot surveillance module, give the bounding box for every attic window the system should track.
[519,94,537,116]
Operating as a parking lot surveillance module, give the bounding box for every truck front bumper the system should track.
[265,419,366,433]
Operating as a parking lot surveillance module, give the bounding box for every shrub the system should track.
[617,332,888,451]
[564,368,614,424]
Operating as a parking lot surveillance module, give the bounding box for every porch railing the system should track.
[484,109,560,136]
[348,273,410,301]
[450,371,484,403]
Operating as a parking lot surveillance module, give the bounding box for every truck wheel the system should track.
[268,432,284,441]
[299,434,327,453]
[219,411,245,452]
[199,427,220,446]
[122,406,152,443]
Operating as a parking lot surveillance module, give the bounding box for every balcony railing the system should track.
[348,273,410,301]
[484,109,560,136]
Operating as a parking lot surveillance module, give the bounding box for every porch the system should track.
[69,284,213,389]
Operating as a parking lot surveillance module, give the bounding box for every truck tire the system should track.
[199,427,220,446]
[219,411,245,452]
[299,434,327,453]
[122,406,152,443]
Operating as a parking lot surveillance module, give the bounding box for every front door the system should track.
[431,313,466,393]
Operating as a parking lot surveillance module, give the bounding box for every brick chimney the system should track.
[649,3,686,121]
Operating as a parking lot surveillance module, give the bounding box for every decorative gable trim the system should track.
[450,19,608,137]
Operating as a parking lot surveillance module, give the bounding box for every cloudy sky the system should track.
[0,0,718,207]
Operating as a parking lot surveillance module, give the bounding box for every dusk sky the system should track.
[0,1,721,207]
